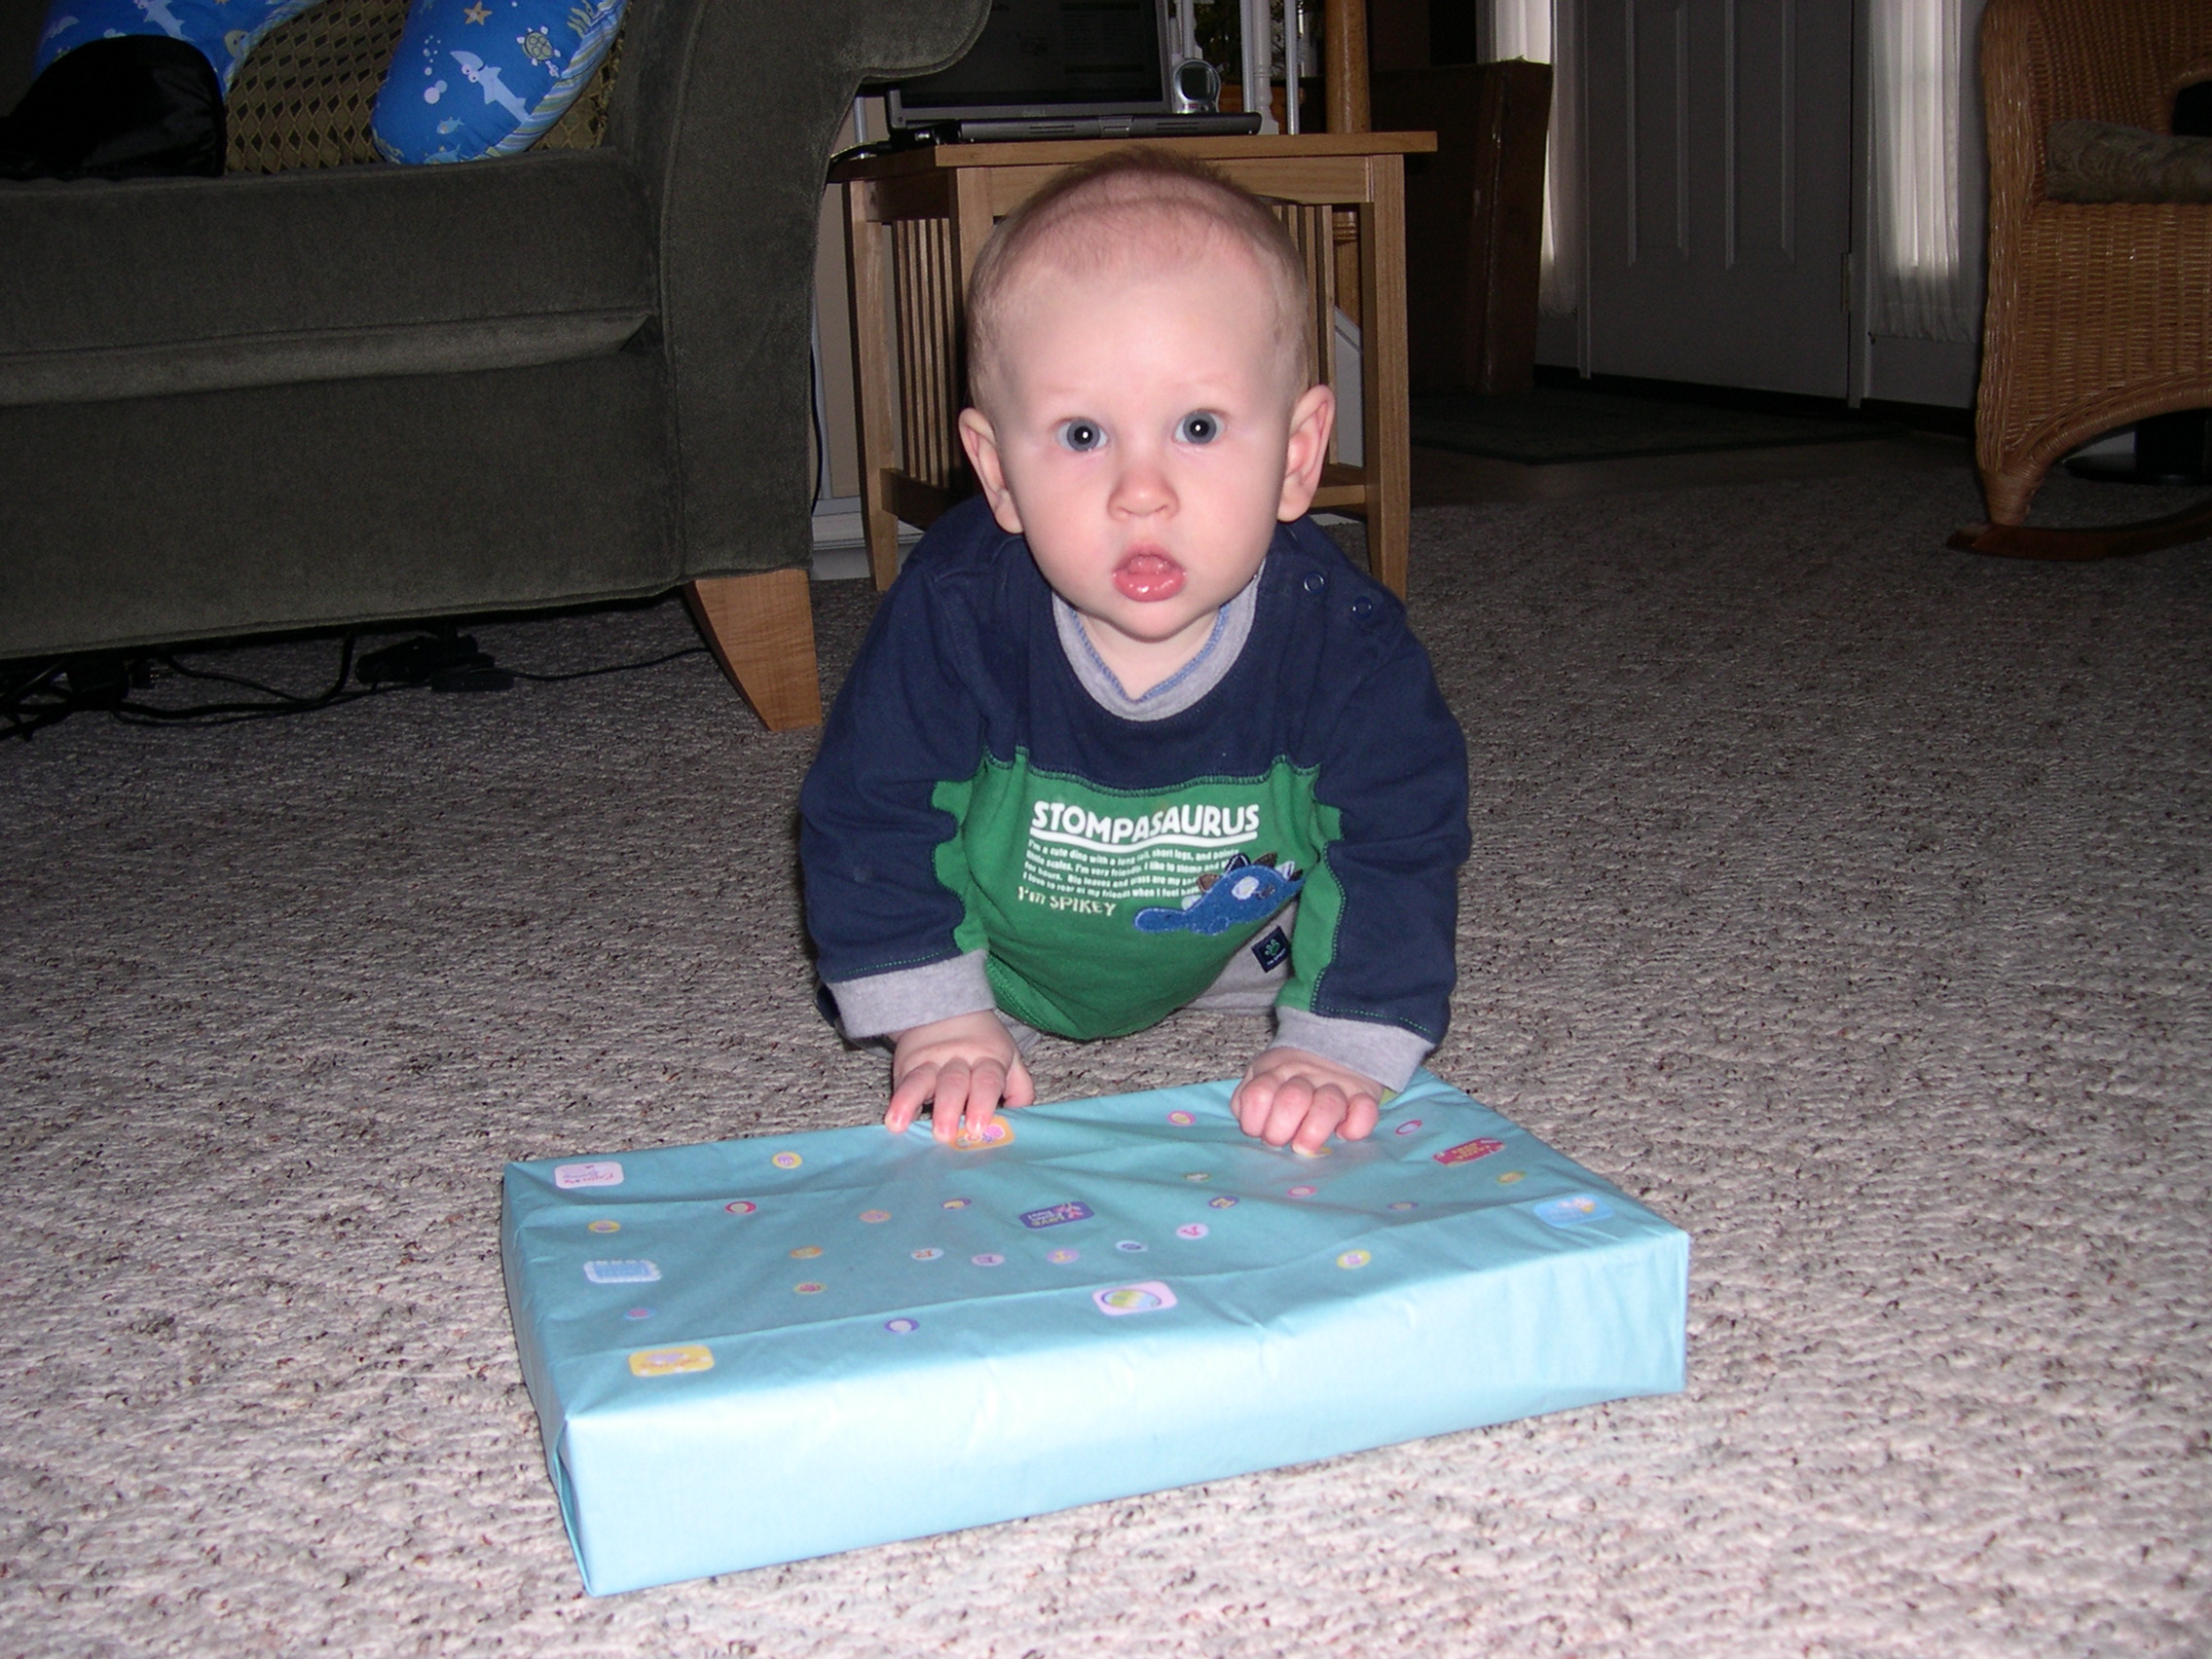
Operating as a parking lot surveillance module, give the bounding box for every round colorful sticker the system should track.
[623,1306,653,1320]
[790,1245,823,1259]
[723,1200,756,1216]
[1388,1199,1419,1211]
[1183,1171,1211,1183]
[884,1317,919,1335]
[771,1152,802,1170]
[1287,1185,1317,1198]
[794,1281,826,1294]
[1116,1239,1148,1252]
[971,1252,1005,1267]
[1394,1120,1422,1136]
[942,1198,972,1210]
[1166,1110,1196,1126]
[1176,1223,1209,1239]
[859,1209,890,1224]
[1337,1249,1372,1270]
[1207,1195,1239,1210]
[587,1219,620,1234]
[1496,1170,1526,1185]
[1047,1247,1080,1264]
[910,1247,943,1261]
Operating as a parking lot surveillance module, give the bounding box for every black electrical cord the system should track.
[1,633,713,741]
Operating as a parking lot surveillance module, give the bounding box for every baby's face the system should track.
[959,251,1333,686]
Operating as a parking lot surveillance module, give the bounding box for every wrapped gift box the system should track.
[502,1072,1687,1595]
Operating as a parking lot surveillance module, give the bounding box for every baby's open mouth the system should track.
[1113,551,1186,602]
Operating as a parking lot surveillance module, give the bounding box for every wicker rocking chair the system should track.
[1951,0,2212,560]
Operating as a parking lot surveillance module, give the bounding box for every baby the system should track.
[800,148,1468,1155]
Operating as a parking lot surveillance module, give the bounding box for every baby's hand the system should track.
[888,1010,1036,1144]
[1232,1046,1383,1155]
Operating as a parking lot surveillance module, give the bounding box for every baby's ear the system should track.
[1276,383,1336,522]
[958,408,1026,535]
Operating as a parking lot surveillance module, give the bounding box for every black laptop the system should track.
[887,0,1263,144]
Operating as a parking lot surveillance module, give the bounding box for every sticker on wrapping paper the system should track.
[1047,1247,1080,1264]
[1496,1170,1526,1185]
[583,1259,659,1284]
[771,1152,802,1170]
[1019,1201,1093,1230]
[624,1306,653,1320]
[1287,1184,1317,1198]
[950,1116,1014,1151]
[1534,1194,1614,1228]
[794,1281,827,1294]
[1176,1223,1209,1239]
[1092,1280,1177,1315]
[884,1318,919,1335]
[1337,1249,1372,1269]
[790,1246,823,1259]
[629,1345,712,1377]
[972,1253,1005,1267]
[942,1198,973,1210]
[1207,1196,1238,1210]
[1388,1200,1419,1211]
[587,1219,620,1234]
[1116,1239,1147,1252]
[1166,1110,1196,1126]
[860,1209,890,1224]
[555,1161,622,1190]
[1393,1121,1422,1137]
[724,1200,756,1215]
[1434,1138,1504,1166]
[911,1247,943,1261]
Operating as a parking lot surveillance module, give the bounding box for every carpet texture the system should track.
[2,464,2207,1658]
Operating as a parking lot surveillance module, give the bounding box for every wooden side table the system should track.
[830,133,1437,597]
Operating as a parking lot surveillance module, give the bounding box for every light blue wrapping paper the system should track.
[501,1072,1688,1595]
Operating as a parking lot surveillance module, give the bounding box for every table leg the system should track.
[1360,155,1412,598]
[844,180,902,590]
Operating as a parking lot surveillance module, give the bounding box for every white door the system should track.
[1582,0,1855,396]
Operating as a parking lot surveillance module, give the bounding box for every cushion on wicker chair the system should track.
[368,0,621,163]
[2046,118,2212,203]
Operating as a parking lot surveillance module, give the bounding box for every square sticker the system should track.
[554,1161,623,1190]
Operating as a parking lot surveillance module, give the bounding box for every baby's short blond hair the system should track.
[965,148,1311,410]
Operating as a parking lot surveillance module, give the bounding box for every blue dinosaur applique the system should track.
[1133,853,1303,937]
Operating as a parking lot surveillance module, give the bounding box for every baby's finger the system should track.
[886,1062,940,1133]
[1233,1072,1276,1139]
[1261,1076,1316,1147]
[1005,1058,1038,1109]
[1289,1086,1349,1157]
[961,1059,1008,1141]
[1340,1090,1382,1142]
[928,1059,973,1142]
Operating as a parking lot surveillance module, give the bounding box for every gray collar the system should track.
[1052,568,1262,720]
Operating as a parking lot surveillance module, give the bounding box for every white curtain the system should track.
[1868,0,1987,343]
[1479,0,1579,319]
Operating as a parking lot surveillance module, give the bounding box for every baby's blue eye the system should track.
[1178,412,1221,445]
[1057,419,1104,452]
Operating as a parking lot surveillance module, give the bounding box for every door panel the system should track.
[1587,0,1852,396]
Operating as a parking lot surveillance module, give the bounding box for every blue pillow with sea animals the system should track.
[369,0,623,165]
[33,0,319,93]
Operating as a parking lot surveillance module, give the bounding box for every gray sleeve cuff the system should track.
[1272,1006,1433,1092]
[826,950,997,1041]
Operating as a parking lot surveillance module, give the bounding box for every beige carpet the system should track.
[2,464,2206,1657]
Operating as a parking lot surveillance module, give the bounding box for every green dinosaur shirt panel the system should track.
[938,753,1332,1040]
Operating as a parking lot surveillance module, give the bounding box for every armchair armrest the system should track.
[604,0,990,575]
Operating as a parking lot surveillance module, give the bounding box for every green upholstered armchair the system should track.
[0,0,989,728]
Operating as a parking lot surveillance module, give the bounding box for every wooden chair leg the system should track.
[683,569,823,731]
[1948,495,2212,561]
